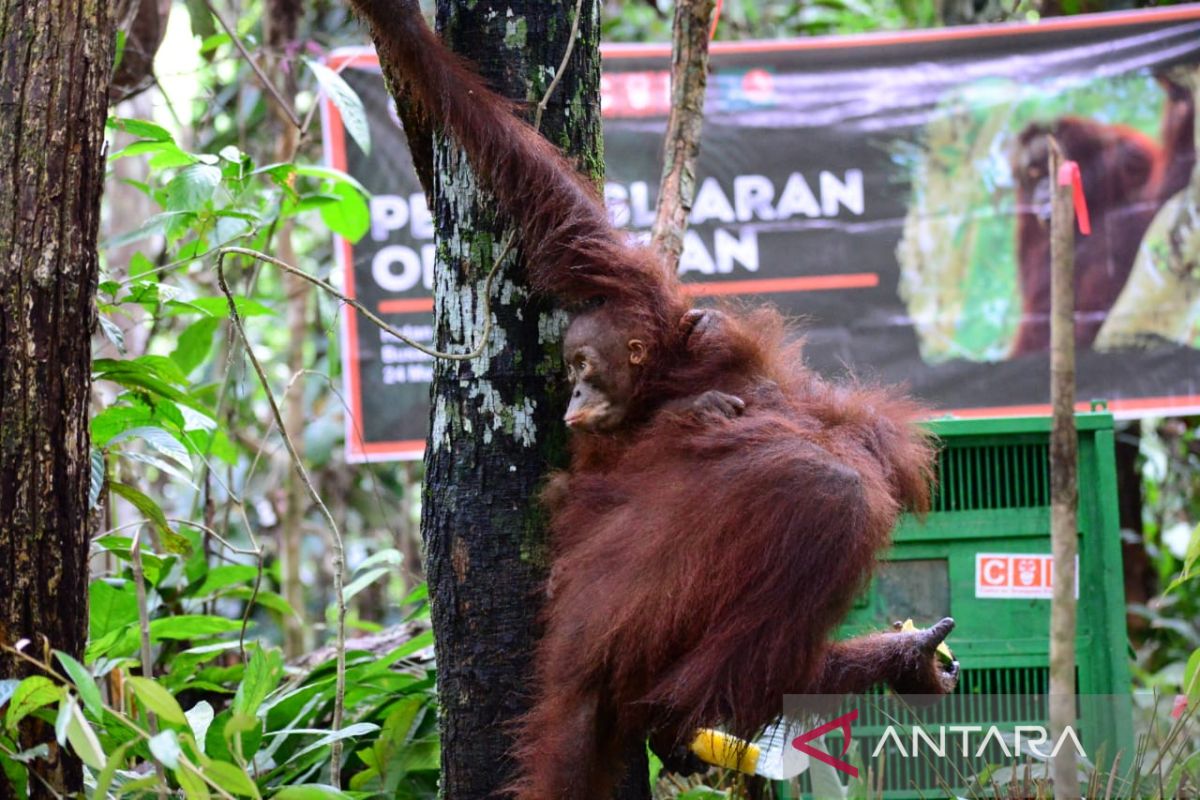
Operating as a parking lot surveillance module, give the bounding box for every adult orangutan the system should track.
[345,1,957,796]
[1009,77,1195,356]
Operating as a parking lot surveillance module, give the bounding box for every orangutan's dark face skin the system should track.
[561,312,646,433]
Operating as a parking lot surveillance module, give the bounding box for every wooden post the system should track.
[1048,138,1080,800]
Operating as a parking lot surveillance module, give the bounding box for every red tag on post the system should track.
[1057,160,1091,236]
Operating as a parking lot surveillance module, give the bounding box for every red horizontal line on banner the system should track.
[686,274,879,296]
[378,298,435,313]
[374,274,878,314]
[945,395,1200,419]
[601,5,1200,58]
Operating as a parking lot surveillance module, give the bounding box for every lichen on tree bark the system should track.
[0,0,116,796]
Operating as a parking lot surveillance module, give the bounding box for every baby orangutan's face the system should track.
[561,312,646,433]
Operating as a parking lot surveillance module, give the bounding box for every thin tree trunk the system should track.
[1047,138,1080,800]
[264,0,309,659]
[0,0,116,796]
[403,0,604,794]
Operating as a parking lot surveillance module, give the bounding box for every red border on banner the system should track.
[323,4,1200,461]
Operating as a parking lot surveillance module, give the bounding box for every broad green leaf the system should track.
[283,722,380,766]
[233,647,282,719]
[306,60,370,156]
[119,451,196,486]
[149,615,245,640]
[176,765,213,800]
[129,251,157,280]
[5,677,64,733]
[189,565,259,598]
[1185,648,1200,706]
[108,482,172,538]
[149,729,182,768]
[318,180,369,242]
[126,676,188,726]
[166,296,275,319]
[62,698,105,769]
[271,786,352,799]
[171,317,221,376]
[166,164,222,212]
[54,651,103,718]
[204,759,261,798]
[114,774,158,796]
[341,567,392,603]
[91,405,156,446]
[108,426,192,471]
[355,549,404,573]
[111,139,196,167]
[0,734,29,798]
[93,366,211,415]
[89,449,106,510]
[93,740,134,799]
[293,164,368,196]
[107,117,173,142]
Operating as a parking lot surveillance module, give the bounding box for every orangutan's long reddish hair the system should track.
[347,2,941,797]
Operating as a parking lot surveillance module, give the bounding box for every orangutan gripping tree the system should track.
[347,0,958,797]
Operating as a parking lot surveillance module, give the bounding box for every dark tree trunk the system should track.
[0,0,116,796]
[409,0,610,796]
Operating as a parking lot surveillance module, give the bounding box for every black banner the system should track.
[322,7,1200,461]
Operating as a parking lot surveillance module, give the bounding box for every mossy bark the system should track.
[0,0,116,796]
[401,0,612,795]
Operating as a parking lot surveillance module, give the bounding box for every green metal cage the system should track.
[781,411,1133,798]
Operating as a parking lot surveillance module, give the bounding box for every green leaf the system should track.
[1185,648,1200,706]
[318,180,370,243]
[306,60,371,155]
[270,786,352,800]
[109,482,172,538]
[149,729,182,768]
[89,449,106,510]
[5,677,64,733]
[293,164,368,196]
[98,316,127,354]
[171,317,221,376]
[166,164,222,212]
[204,759,261,798]
[108,117,173,142]
[166,296,275,319]
[126,676,188,726]
[149,615,245,640]
[109,426,192,471]
[93,365,212,416]
[130,251,157,280]
[119,451,196,486]
[233,647,283,719]
[54,651,103,718]
[93,740,134,799]
[91,405,155,446]
[0,734,29,798]
[176,765,213,800]
[62,698,106,769]
[341,567,392,603]
[90,579,139,640]
[189,565,259,598]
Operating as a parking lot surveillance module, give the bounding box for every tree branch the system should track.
[651,0,717,271]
